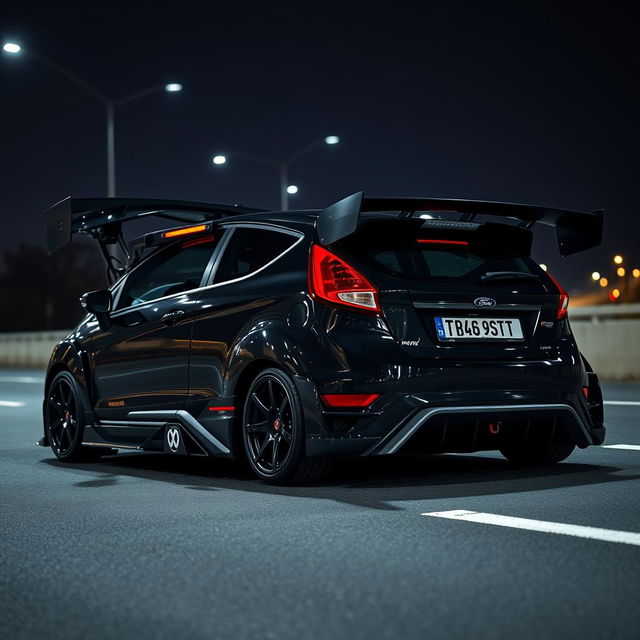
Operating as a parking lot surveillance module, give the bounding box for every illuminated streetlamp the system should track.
[591,271,600,281]
[2,41,182,196]
[614,255,623,265]
[599,277,608,287]
[211,135,341,210]
[2,42,21,54]
[617,267,626,277]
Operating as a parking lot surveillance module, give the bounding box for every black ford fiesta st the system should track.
[41,192,605,484]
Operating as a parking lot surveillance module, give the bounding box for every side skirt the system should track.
[81,410,232,458]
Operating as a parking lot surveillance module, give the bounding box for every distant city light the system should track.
[2,42,21,54]
[633,268,640,278]
[539,264,547,271]
[165,83,182,92]
[599,277,608,287]
[286,185,299,194]
[212,155,226,165]
[617,267,626,277]
[325,135,340,145]
[614,254,623,265]
[610,288,621,300]
[591,271,600,281]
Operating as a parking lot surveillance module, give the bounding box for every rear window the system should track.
[341,220,538,283]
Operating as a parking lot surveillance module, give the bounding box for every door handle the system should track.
[161,310,186,326]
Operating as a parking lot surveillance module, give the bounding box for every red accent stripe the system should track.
[321,393,380,408]
[417,239,469,246]
[208,406,235,411]
[183,234,215,248]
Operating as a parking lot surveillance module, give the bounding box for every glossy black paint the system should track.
[43,209,605,460]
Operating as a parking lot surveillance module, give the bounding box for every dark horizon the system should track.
[1,0,639,291]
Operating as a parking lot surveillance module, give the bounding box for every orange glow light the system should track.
[617,267,626,277]
[610,288,621,300]
[162,224,208,238]
[599,277,608,287]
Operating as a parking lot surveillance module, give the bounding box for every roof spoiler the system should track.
[43,196,265,282]
[316,192,603,256]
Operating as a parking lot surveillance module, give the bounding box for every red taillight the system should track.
[582,387,589,400]
[321,393,380,408]
[546,271,569,320]
[309,244,381,313]
[417,238,469,246]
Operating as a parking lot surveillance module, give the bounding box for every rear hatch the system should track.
[335,217,564,361]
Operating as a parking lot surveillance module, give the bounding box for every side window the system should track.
[117,238,218,309]
[212,227,298,284]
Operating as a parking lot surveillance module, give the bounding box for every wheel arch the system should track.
[42,341,95,445]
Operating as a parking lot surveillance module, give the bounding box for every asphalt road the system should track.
[1,369,639,640]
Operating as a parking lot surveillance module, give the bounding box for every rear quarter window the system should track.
[212,226,299,283]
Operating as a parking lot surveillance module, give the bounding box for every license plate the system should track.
[435,317,524,341]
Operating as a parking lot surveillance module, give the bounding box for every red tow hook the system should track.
[489,421,502,435]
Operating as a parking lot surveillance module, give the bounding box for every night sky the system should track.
[1,0,638,290]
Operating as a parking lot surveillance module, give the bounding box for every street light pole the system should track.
[212,136,340,211]
[2,42,182,197]
[280,163,288,211]
[106,102,116,197]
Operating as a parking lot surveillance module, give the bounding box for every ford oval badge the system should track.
[474,297,497,308]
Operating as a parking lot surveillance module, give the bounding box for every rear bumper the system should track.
[367,402,598,455]
[304,387,605,459]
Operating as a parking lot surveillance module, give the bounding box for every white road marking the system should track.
[0,377,42,384]
[421,510,640,547]
[0,400,25,407]
[604,401,640,406]
[602,444,640,451]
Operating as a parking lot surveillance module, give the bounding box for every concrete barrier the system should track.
[0,305,638,379]
[570,304,640,381]
[0,330,69,368]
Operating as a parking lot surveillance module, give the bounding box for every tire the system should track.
[242,368,331,485]
[500,435,576,466]
[45,371,94,462]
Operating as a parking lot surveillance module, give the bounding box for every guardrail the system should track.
[0,305,638,379]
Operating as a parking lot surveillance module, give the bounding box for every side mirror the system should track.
[80,289,112,329]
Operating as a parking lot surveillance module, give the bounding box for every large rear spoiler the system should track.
[317,192,603,256]
[44,196,265,282]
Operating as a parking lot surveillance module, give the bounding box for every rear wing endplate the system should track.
[317,192,603,256]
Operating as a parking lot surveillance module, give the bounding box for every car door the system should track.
[88,235,222,420]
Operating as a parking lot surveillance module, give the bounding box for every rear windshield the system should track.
[340,220,539,283]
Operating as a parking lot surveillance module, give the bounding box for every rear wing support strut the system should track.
[43,196,265,284]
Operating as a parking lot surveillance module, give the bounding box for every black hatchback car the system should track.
[41,192,605,484]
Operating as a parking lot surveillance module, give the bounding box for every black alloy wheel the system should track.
[45,371,89,461]
[244,373,294,474]
[242,368,330,484]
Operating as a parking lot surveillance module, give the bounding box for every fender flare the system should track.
[42,339,95,444]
